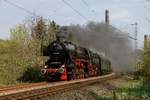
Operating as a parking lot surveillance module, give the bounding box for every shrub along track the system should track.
[0,73,115,100]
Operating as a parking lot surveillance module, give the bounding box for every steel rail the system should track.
[0,82,47,93]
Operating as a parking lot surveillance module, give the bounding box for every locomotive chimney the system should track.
[105,9,109,24]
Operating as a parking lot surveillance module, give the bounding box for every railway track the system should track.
[0,73,115,100]
[0,82,47,93]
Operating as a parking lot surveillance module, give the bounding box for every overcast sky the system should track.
[0,0,150,47]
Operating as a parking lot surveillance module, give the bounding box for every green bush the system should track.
[18,65,44,82]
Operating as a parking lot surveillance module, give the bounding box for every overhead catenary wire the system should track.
[81,0,89,7]
[3,0,36,16]
[61,0,88,21]
[80,0,97,20]
[128,35,136,40]
[144,14,150,24]
[4,0,88,21]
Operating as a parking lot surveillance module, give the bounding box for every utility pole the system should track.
[131,22,138,65]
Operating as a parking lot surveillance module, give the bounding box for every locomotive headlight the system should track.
[61,65,65,68]
[44,65,48,69]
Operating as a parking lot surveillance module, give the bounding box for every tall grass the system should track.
[88,81,150,100]
[115,81,150,99]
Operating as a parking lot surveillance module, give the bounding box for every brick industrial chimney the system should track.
[105,9,109,24]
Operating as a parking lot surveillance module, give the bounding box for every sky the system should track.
[0,0,150,48]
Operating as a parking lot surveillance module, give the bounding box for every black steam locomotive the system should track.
[41,39,112,81]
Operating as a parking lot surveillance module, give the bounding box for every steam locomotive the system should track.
[41,39,112,81]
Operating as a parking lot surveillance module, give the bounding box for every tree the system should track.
[10,24,29,44]
[0,16,60,85]
[46,20,59,44]
[31,16,47,40]
[31,17,59,54]
[142,39,150,83]
[10,24,30,57]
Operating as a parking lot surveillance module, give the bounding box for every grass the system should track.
[88,80,150,100]
[115,81,150,100]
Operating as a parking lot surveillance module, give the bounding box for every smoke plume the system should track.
[59,22,134,72]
